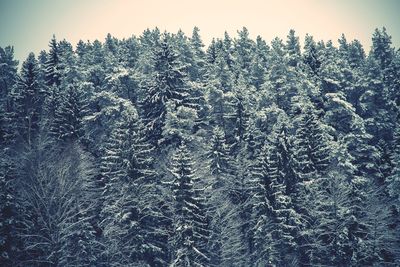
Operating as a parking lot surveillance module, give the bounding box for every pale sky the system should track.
[0,0,399,64]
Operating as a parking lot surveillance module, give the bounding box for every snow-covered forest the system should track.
[0,27,399,266]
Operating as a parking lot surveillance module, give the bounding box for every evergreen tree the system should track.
[58,144,100,267]
[310,170,352,266]
[100,117,167,266]
[51,84,85,142]
[0,46,18,144]
[0,147,22,266]
[0,48,23,266]
[14,53,43,145]
[293,106,331,181]
[286,29,301,67]
[292,105,331,264]
[388,123,400,211]
[45,35,61,87]
[371,27,394,70]
[251,140,299,266]
[303,34,321,74]
[141,36,190,146]
[189,26,206,81]
[234,27,255,79]
[168,142,209,267]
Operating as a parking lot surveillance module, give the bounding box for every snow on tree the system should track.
[50,83,85,142]
[167,142,210,266]
[141,36,191,146]
[45,35,61,87]
[1,27,399,266]
[251,138,300,266]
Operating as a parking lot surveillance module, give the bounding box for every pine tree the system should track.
[100,118,168,266]
[0,47,22,266]
[388,123,400,211]
[303,34,321,74]
[14,53,43,145]
[189,26,206,82]
[99,119,132,264]
[205,127,249,266]
[262,37,300,111]
[286,29,301,67]
[141,36,190,146]
[293,106,331,181]
[310,170,353,266]
[371,27,394,70]
[0,148,22,266]
[292,105,331,264]
[45,35,61,87]
[58,144,100,267]
[168,142,209,266]
[50,84,85,142]
[117,119,169,266]
[0,47,19,145]
[251,140,299,266]
[234,27,255,79]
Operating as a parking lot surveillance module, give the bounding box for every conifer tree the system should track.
[168,142,209,267]
[141,36,190,145]
[100,117,168,266]
[251,140,299,266]
[14,53,42,145]
[45,35,61,87]
[51,84,85,142]
[286,29,301,67]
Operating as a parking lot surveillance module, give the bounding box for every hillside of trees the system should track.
[0,27,399,266]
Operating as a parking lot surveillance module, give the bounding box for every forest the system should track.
[0,27,399,266]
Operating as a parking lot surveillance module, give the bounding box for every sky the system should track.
[1,0,399,64]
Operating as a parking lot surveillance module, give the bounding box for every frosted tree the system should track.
[167,142,209,267]
[0,46,21,266]
[309,170,352,266]
[285,29,301,67]
[292,105,331,264]
[388,124,400,211]
[303,34,321,74]
[189,26,206,82]
[13,53,43,145]
[262,37,300,111]
[141,36,190,146]
[207,127,244,266]
[0,142,22,266]
[99,117,139,265]
[371,27,394,71]
[50,84,85,142]
[233,27,255,80]
[251,139,299,266]
[100,116,167,266]
[17,137,98,266]
[45,35,61,87]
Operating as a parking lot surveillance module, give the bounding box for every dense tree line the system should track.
[0,26,399,266]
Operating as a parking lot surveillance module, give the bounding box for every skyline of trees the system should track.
[0,26,399,266]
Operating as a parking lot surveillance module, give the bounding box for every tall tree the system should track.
[14,53,43,145]
[45,35,61,87]
[141,36,190,146]
[168,142,209,266]
[251,139,299,266]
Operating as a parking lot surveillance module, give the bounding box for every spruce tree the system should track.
[50,84,85,142]
[251,140,299,266]
[45,35,61,87]
[100,118,167,266]
[141,36,190,146]
[168,142,209,266]
[14,53,42,145]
